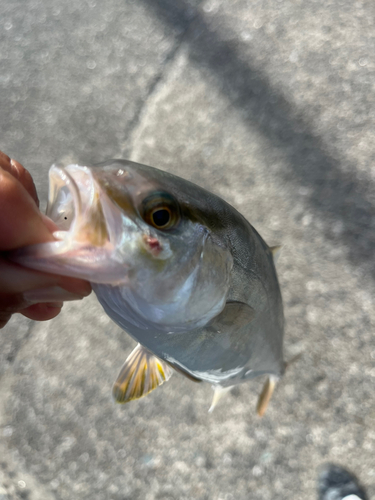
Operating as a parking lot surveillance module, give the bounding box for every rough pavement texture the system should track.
[1,1,375,499]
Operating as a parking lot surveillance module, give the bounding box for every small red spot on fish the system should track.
[143,235,162,256]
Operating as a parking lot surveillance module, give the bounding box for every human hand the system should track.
[0,150,91,328]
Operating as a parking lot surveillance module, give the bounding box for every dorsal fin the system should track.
[269,245,282,263]
[113,344,173,403]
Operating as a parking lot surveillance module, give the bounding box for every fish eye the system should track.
[141,192,180,230]
[151,207,171,228]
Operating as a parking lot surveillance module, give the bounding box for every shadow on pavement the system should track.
[142,0,375,280]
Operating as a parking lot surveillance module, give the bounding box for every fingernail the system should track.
[23,286,84,304]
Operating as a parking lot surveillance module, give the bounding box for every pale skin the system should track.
[0,150,91,329]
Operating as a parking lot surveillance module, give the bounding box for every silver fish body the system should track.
[13,159,285,413]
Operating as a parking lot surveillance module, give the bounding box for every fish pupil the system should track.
[152,209,170,227]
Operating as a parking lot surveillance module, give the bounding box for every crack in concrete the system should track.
[135,0,375,284]
[122,1,205,158]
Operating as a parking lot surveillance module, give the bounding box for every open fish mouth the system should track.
[46,164,109,249]
[47,165,86,233]
[11,164,129,284]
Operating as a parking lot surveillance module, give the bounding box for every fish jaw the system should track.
[11,159,235,333]
[11,164,134,284]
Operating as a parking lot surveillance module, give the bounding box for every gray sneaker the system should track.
[318,464,368,500]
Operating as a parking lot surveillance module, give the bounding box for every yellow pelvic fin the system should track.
[208,385,233,413]
[113,344,173,404]
[269,245,282,263]
[256,375,278,417]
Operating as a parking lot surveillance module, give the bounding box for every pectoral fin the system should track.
[113,344,173,404]
[256,375,278,417]
[209,301,256,331]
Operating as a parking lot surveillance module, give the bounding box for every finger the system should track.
[0,150,12,171]
[10,158,39,206]
[41,214,59,233]
[0,169,54,250]
[19,303,64,322]
[57,276,92,296]
[0,292,29,329]
[0,259,65,294]
[0,303,63,328]
[0,259,92,296]
[22,286,85,304]
[0,150,39,205]
[0,312,12,329]
[0,281,90,328]
[0,292,28,313]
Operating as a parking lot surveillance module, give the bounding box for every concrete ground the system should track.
[1,0,375,499]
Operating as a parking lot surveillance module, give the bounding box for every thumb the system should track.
[0,168,54,251]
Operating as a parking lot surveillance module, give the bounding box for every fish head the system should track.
[14,160,233,331]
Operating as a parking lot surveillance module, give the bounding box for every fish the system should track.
[11,159,285,415]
